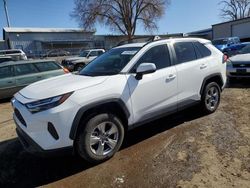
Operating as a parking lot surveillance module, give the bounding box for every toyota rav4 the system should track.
[12,38,227,163]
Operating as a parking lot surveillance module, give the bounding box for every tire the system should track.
[74,64,84,72]
[76,113,125,163]
[201,82,221,114]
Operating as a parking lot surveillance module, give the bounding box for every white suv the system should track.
[12,38,226,163]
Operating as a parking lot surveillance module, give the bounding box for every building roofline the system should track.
[212,17,250,26]
[3,27,95,33]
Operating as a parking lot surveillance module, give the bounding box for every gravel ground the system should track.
[0,81,249,188]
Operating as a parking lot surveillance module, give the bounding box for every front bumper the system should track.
[227,66,250,78]
[16,125,73,157]
[12,94,79,153]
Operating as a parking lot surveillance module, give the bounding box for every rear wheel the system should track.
[201,82,221,114]
[76,113,124,163]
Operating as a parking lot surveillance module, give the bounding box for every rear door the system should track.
[14,63,40,90]
[0,66,17,99]
[34,61,64,79]
[172,41,210,108]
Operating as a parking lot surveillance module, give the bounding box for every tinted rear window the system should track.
[174,42,197,64]
[194,42,211,58]
[5,50,21,54]
[34,62,61,72]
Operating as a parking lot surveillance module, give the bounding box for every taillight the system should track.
[63,67,70,73]
[223,54,229,63]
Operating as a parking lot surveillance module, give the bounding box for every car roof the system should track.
[0,59,56,67]
[116,38,210,48]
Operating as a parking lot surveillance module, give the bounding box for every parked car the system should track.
[12,37,226,163]
[42,49,70,58]
[223,42,250,57]
[212,37,240,51]
[227,43,250,81]
[62,49,105,71]
[0,59,69,99]
[0,49,27,60]
[0,56,12,63]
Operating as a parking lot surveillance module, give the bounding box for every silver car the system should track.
[0,49,27,60]
[0,59,68,99]
[227,44,250,80]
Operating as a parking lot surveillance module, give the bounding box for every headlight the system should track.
[26,92,73,113]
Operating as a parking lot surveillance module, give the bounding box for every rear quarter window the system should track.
[34,61,61,72]
[193,42,212,58]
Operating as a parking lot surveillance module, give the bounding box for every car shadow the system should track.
[0,106,205,187]
[0,98,11,104]
[227,78,250,88]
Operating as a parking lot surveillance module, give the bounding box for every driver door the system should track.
[127,44,178,123]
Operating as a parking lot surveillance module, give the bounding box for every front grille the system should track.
[14,109,27,127]
[233,64,250,68]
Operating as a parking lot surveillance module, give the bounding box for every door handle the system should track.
[200,64,208,69]
[37,76,42,79]
[7,81,13,84]
[166,74,176,81]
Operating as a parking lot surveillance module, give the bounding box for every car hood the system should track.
[229,54,250,63]
[18,73,108,101]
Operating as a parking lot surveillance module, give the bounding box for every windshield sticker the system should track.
[121,51,137,55]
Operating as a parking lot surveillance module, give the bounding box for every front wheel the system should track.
[76,113,124,163]
[201,82,221,114]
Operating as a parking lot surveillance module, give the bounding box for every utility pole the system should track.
[3,0,11,27]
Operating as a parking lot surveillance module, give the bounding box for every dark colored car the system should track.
[223,42,250,56]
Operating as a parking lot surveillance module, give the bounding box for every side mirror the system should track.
[135,63,156,80]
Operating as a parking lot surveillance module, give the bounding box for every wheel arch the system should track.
[200,73,224,95]
[69,99,130,140]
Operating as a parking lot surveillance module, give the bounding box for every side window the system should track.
[0,66,12,79]
[132,44,171,72]
[194,42,212,58]
[89,51,99,57]
[98,51,104,56]
[174,42,197,64]
[34,62,61,72]
[14,64,38,76]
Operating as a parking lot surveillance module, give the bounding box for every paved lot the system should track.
[0,81,250,188]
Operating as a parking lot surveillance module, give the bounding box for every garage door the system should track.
[232,22,250,38]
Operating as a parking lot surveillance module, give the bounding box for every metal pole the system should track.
[3,0,11,27]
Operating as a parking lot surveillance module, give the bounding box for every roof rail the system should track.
[116,36,162,47]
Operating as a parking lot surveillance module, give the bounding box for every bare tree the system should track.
[220,0,250,20]
[71,0,170,39]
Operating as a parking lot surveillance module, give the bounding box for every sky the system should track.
[0,0,223,39]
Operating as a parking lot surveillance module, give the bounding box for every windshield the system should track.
[79,50,90,57]
[80,47,141,76]
[212,39,228,45]
[238,44,250,54]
